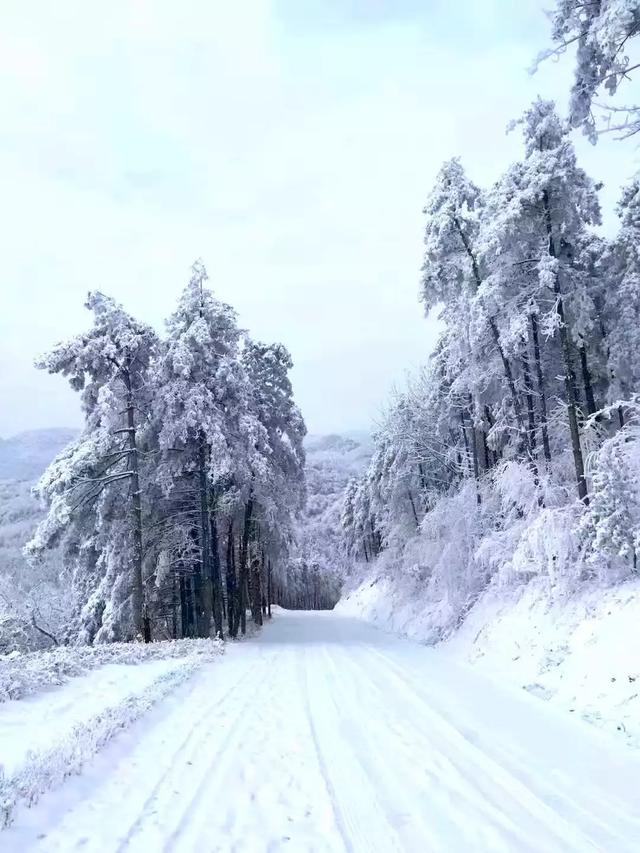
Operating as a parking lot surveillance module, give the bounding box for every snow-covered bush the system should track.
[580,405,640,579]
[0,637,223,703]
[0,640,223,828]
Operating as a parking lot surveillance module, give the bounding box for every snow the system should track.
[0,638,224,702]
[2,609,640,851]
[339,574,640,748]
[0,640,223,828]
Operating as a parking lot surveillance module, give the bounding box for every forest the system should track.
[2,1,640,652]
[3,4,640,846]
[21,262,311,645]
[341,5,640,635]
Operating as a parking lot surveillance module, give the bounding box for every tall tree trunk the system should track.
[261,547,267,616]
[579,343,597,417]
[530,313,552,464]
[190,525,205,636]
[460,406,481,504]
[543,190,588,503]
[484,406,500,465]
[208,502,224,639]
[468,396,482,502]
[197,437,214,636]
[459,410,473,478]
[226,520,237,637]
[241,577,249,635]
[479,423,490,472]
[453,217,527,451]
[417,462,429,507]
[238,495,254,636]
[407,490,420,528]
[521,350,542,496]
[522,350,537,459]
[171,573,178,639]
[123,366,145,641]
[187,573,197,638]
[267,558,272,618]
[250,556,263,626]
[179,572,189,637]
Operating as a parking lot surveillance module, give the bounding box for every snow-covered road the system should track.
[4,610,640,852]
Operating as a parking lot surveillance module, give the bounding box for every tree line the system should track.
[342,3,640,617]
[28,262,307,643]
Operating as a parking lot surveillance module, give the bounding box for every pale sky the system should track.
[1,1,638,438]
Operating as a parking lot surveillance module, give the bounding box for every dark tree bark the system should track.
[250,556,263,626]
[459,410,473,478]
[579,344,597,417]
[484,406,500,466]
[530,313,552,464]
[417,462,430,508]
[522,351,537,458]
[196,437,214,637]
[171,572,178,639]
[122,363,146,640]
[407,490,420,528]
[237,495,254,636]
[453,216,527,451]
[543,189,588,503]
[179,572,189,637]
[226,520,237,637]
[187,574,197,638]
[208,504,224,639]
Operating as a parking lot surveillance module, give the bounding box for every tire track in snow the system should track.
[160,659,278,850]
[301,644,405,853]
[116,650,275,851]
[299,648,352,853]
[358,643,618,852]
[364,643,640,847]
[320,645,454,852]
[333,644,565,850]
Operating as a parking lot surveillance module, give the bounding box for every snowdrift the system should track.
[0,639,223,828]
[338,574,640,749]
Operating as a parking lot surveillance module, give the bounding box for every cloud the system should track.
[0,1,637,437]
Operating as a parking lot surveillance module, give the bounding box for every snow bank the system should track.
[339,575,640,748]
[0,639,223,828]
[0,637,222,702]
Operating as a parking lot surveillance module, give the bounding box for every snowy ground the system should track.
[2,610,640,852]
[0,640,223,827]
[339,575,640,749]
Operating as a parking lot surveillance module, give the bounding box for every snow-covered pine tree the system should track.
[239,340,306,628]
[150,260,253,640]
[537,0,640,139]
[28,293,157,642]
[482,100,602,501]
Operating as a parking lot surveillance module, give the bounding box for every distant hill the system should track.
[304,431,373,473]
[293,431,372,597]
[0,428,77,481]
[0,428,77,650]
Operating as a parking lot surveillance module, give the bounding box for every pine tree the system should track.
[29,293,157,641]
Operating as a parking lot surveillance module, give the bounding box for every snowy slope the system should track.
[339,574,640,749]
[3,610,640,851]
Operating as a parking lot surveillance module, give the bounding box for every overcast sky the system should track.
[1,1,638,439]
